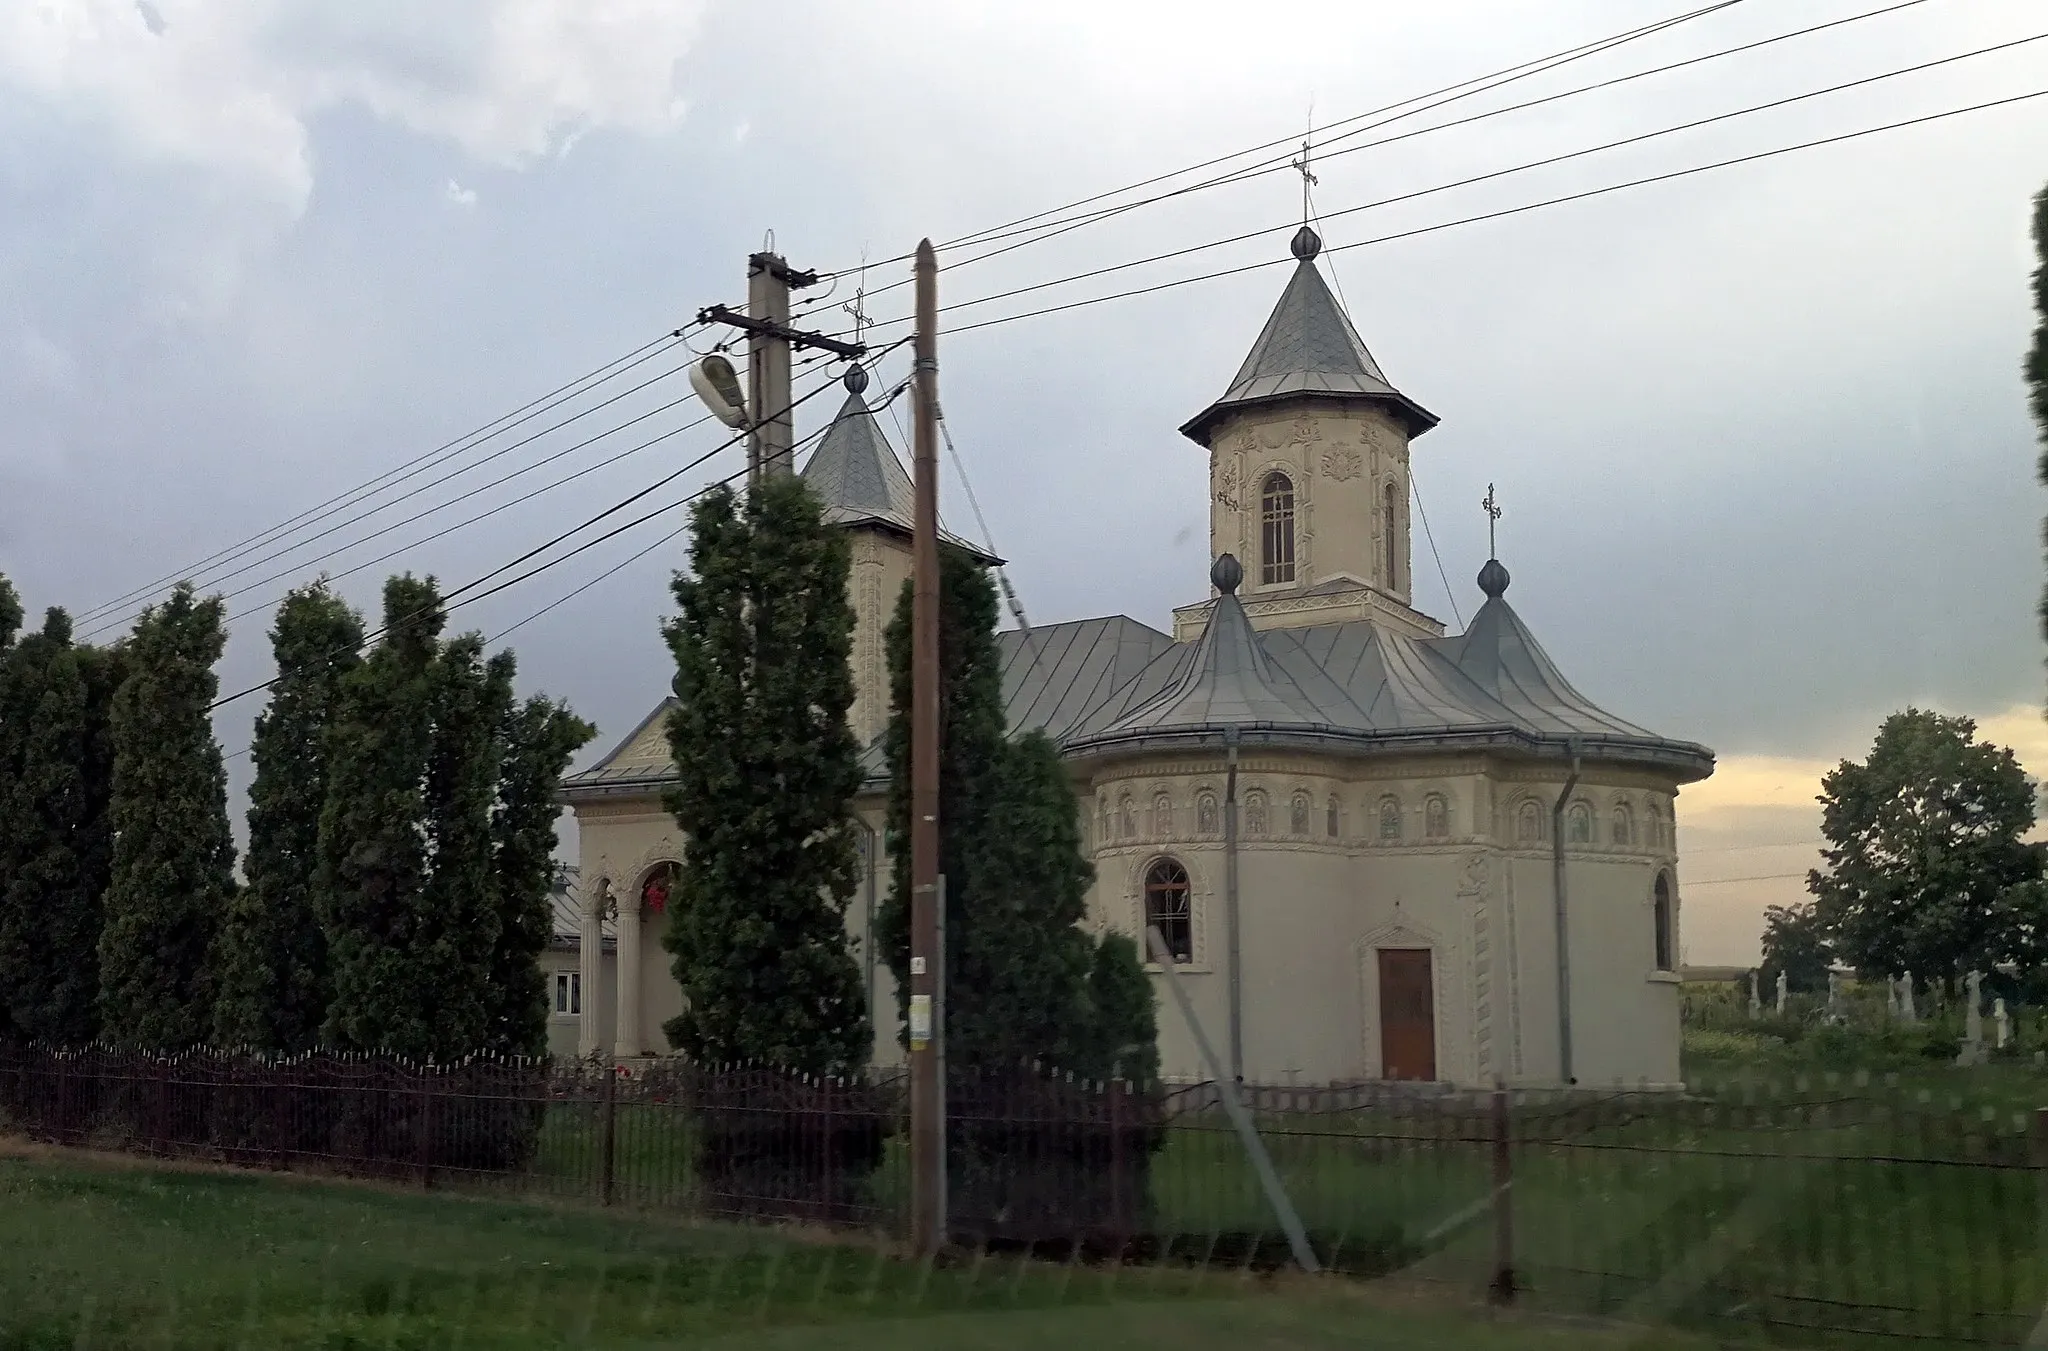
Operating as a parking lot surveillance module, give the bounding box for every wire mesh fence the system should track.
[3,1042,2046,1346]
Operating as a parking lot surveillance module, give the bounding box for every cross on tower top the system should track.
[1482,482,1502,559]
[1290,135,1318,226]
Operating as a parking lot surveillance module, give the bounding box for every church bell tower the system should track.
[1174,224,1442,642]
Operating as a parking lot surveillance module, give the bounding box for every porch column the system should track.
[615,886,644,1058]
[577,879,608,1057]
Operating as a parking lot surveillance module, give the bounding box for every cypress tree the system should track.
[0,610,113,1044]
[661,475,870,1076]
[876,547,1157,1078]
[318,576,443,1055]
[98,585,236,1049]
[486,689,594,1058]
[0,576,22,1042]
[213,583,363,1050]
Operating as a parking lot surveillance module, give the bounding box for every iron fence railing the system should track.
[3,1043,2045,1346]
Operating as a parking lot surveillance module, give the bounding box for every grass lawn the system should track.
[0,1144,1726,1351]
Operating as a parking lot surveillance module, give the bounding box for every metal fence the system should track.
[3,1043,2045,1346]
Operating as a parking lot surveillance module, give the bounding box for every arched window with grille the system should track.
[1424,794,1449,840]
[1260,471,1296,585]
[1378,795,1403,841]
[1566,801,1592,844]
[1383,479,1401,585]
[1144,858,1193,964]
[1290,792,1311,835]
[1196,792,1219,835]
[1326,796,1342,839]
[1245,791,1269,837]
[1653,872,1675,970]
[1152,792,1173,837]
[1515,800,1543,844]
[1611,802,1634,848]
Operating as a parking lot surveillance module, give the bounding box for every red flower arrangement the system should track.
[642,876,669,914]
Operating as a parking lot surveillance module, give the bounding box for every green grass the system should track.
[0,1149,1724,1350]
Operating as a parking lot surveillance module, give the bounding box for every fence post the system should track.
[1490,1080,1515,1304]
[599,1058,618,1208]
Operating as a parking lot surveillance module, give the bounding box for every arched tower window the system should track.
[1196,792,1219,835]
[1152,792,1173,837]
[1245,791,1269,837]
[1566,801,1592,844]
[1289,791,1311,836]
[1260,472,1296,585]
[1144,858,1193,964]
[1383,479,1400,586]
[1515,800,1543,844]
[1653,872,1675,971]
[1424,794,1449,840]
[1378,795,1403,841]
[1326,796,1342,839]
[1611,802,1634,848]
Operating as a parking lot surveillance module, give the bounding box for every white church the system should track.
[553,224,1715,1089]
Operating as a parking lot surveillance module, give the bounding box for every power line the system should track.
[824,0,1749,283]
[921,33,2045,329]
[1686,871,1813,887]
[79,327,700,624]
[890,0,1921,295]
[81,357,707,638]
[938,85,2048,338]
[203,360,880,714]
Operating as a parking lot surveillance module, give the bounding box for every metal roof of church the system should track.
[1179,227,1438,445]
[1057,556,1711,778]
[800,376,995,562]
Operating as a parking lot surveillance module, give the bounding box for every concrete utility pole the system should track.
[908,238,945,1258]
[695,245,866,488]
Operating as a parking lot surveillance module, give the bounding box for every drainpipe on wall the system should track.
[1224,724,1244,1085]
[1551,738,1584,1086]
[857,819,878,1017]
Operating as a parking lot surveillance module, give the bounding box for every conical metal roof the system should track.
[1180,256,1438,445]
[799,385,996,561]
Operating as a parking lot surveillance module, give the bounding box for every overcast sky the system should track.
[3,0,2045,964]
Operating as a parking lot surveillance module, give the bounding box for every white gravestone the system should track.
[1994,996,2011,1051]
[1775,970,1788,1015]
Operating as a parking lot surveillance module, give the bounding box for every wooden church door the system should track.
[1377,948,1436,1081]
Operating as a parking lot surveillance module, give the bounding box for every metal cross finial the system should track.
[840,249,873,347]
[1291,135,1319,226]
[1482,482,1502,559]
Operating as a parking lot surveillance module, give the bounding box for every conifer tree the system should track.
[876,546,1157,1077]
[487,691,594,1057]
[661,476,870,1076]
[318,576,443,1055]
[0,609,122,1045]
[213,583,362,1050]
[0,575,23,1042]
[98,585,236,1049]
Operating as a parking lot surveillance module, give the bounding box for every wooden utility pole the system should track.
[908,237,944,1257]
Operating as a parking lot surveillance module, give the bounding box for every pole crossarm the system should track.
[694,304,869,360]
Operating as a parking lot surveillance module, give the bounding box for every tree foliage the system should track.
[213,583,363,1050]
[876,545,1157,1080]
[98,585,237,1049]
[486,692,594,1057]
[661,476,871,1076]
[1757,901,1831,997]
[0,606,124,1044]
[1807,708,2045,984]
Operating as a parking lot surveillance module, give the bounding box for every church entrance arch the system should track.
[1376,948,1437,1081]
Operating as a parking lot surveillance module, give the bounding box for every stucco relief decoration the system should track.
[1257,420,1287,450]
[1320,445,1363,482]
[1289,415,1319,445]
[1457,851,1489,898]
[1213,461,1243,512]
